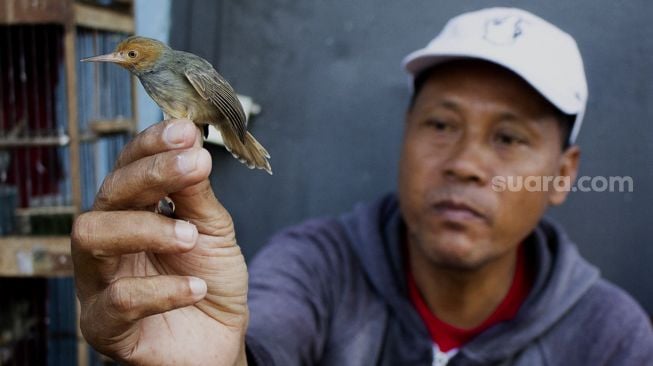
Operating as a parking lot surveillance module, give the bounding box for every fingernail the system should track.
[164,122,192,146]
[175,220,197,245]
[176,150,198,174]
[188,277,207,297]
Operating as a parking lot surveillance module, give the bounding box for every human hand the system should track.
[71,119,248,365]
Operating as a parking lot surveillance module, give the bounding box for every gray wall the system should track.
[170,0,653,313]
[135,0,172,131]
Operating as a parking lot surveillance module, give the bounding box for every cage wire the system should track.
[0,22,133,366]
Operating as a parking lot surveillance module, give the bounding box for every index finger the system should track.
[114,119,200,169]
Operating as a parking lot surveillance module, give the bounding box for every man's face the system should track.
[398,60,579,270]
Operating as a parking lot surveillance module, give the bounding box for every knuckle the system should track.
[72,214,110,258]
[146,119,166,134]
[142,123,163,149]
[138,123,163,152]
[94,174,117,209]
[138,122,160,143]
[145,128,160,149]
[143,153,164,186]
[115,124,158,168]
[107,281,135,315]
[71,213,95,251]
[114,147,131,169]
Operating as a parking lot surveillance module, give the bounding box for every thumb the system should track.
[170,127,234,237]
[170,178,234,238]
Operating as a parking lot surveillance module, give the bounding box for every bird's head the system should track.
[81,36,171,74]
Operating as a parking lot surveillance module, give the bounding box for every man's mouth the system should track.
[432,199,488,223]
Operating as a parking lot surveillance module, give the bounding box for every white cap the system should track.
[402,7,588,144]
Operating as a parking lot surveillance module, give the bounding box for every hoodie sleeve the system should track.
[602,286,653,365]
[568,280,653,366]
[244,217,350,366]
[605,322,653,366]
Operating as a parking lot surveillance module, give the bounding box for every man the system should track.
[71,7,653,365]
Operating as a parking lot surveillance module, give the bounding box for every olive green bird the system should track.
[82,36,272,174]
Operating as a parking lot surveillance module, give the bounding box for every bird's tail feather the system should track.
[221,127,272,175]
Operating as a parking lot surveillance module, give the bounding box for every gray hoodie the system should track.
[245,193,653,365]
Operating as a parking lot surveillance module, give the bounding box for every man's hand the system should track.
[71,119,248,365]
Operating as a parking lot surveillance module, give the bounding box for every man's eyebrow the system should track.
[496,112,521,122]
[435,99,541,125]
[438,101,523,122]
[439,99,461,111]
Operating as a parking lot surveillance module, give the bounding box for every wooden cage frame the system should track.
[1,1,136,364]
[0,0,137,278]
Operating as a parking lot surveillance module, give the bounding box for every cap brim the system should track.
[403,48,580,116]
[402,48,584,144]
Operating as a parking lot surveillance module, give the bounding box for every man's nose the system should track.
[441,138,490,185]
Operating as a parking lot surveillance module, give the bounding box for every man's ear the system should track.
[549,145,580,206]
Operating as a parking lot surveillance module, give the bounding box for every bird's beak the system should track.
[80,52,125,63]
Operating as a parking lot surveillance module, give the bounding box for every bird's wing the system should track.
[183,61,247,142]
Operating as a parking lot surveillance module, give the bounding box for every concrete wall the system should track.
[168,0,653,313]
[135,0,171,131]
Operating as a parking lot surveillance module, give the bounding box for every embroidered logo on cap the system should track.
[483,16,526,45]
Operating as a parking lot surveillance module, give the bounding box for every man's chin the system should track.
[416,232,490,270]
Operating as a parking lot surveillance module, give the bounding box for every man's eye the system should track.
[426,119,452,131]
[496,132,525,146]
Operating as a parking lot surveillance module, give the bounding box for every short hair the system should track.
[408,62,574,150]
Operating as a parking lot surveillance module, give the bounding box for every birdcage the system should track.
[0,0,135,364]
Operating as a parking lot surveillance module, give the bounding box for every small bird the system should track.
[82,36,271,174]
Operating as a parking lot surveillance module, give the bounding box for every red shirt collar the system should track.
[406,243,532,352]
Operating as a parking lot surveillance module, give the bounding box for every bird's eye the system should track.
[128,50,138,58]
